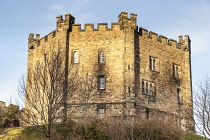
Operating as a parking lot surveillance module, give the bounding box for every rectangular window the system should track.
[98,109,105,118]
[142,79,155,96]
[99,76,105,89]
[97,104,106,118]
[149,56,158,71]
[177,88,181,104]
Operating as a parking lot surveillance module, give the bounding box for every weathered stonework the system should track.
[27,12,194,131]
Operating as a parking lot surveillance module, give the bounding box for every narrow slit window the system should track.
[150,84,153,96]
[142,81,145,94]
[177,88,181,104]
[173,64,175,76]
[153,59,156,71]
[146,82,148,94]
[128,86,131,93]
[176,66,179,78]
[149,57,152,70]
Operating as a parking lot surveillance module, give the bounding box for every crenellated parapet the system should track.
[139,28,191,51]
[72,22,121,32]
[28,31,57,49]
[28,33,41,49]
[56,14,75,31]
[118,11,137,29]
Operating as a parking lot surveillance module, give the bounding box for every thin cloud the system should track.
[50,4,63,11]
[47,1,95,26]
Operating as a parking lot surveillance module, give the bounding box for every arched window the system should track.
[99,51,105,63]
[73,51,78,63]
[142,81,145,94]
[146,82,148,94]
[150,84,153,96]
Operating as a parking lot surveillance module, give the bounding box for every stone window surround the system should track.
[99,75,106,90]
[97,104,106,118]
[149,56,159,72]
[142,79,155,96]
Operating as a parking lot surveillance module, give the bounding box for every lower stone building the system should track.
[0,101,6,123]
[26,11,194,131]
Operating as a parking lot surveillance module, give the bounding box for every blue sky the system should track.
[0,0,210,105]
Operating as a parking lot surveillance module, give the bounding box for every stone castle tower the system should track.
[27,12,194,131]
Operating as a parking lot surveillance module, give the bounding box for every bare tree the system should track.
[18,51,83,140]
[78,70,97,117]
[194,75,210,138]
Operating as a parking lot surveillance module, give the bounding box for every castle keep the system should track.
[27,12,194,131]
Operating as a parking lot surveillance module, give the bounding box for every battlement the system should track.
[139,28,190,51]
[118,11,137,27]
[72,22,121,32]
[56,14,75,30]
[28,30,57,49]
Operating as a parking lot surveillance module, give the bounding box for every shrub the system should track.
[2,104,19,128]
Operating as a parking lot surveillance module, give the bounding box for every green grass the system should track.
[0,127,24,140]
[181,132,209,140]
[0,127,44,140]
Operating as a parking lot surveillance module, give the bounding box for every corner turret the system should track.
[178,35,191,52]
[28,33,35,49]
[118,11,137,29]
[56,14,75,31]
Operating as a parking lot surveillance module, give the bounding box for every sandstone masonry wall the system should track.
[26,12,194,131]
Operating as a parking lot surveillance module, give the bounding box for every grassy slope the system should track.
[0,127,24,140]
[182,132,208,140]
[0,127,208,140]
[0,127,43,140]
